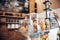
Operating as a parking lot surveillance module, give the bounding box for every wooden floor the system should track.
[0,26,27,40]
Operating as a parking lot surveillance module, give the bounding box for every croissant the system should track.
[25,26,28,31]
[45,20,50,30]
[43,34,49,40]
[40,21,45,31]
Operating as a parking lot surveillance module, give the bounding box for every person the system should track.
[53,12,60,30]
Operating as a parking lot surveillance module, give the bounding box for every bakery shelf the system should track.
[0,15,25,19]
[0,22,19,24]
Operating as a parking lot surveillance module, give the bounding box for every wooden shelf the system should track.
[0,22,19,24]
[0,11,28,19]
[6,22,19,24]
[0,15,25,19]
[8,28,19,30]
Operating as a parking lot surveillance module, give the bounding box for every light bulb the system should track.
[46,10,50,18]
[46,2,50,5]
[19,6,23,10]
[24,2,28,8]
[46,5,49,8]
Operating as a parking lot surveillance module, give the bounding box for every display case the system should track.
[0,11,26,30]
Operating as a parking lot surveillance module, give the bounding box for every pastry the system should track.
[45,19,50,30]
